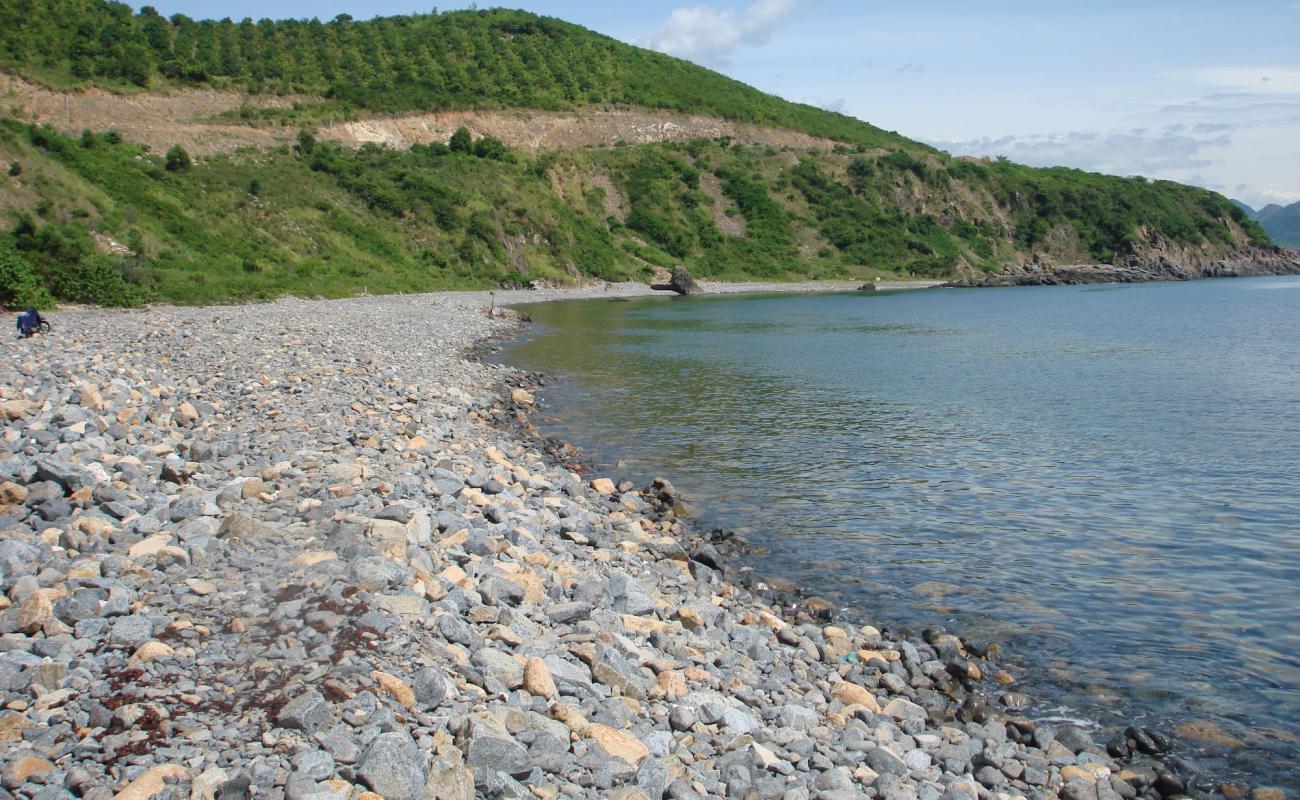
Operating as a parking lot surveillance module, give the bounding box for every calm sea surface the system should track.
[505,277,1300,785]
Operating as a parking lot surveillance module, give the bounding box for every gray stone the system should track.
[866,746,908,777]
[108,614,153,648]
[605,571,655,616]
[669,706,696,732]
[471,647,523,689]
[277,690,332,733]
[667,267,701,296]
[436,614,475,646]
[974,765,1007,788]
[480,576,525,606]
[777,704,818,732]
[358,731,427,800]
[1056,725,1097,754]
[293,750,335,781]
[411,666,448,711]
[34,459,94,493]
[467,736,532,783]
[636,758,669,800]
[545,602,592,624]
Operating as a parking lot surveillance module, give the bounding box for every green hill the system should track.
[0,3,1289,307]
[0,2,907,148]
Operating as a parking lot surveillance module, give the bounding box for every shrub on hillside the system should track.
[164,145,192,172]
[0,241,55,310]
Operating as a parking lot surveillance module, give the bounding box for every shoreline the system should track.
[0,288,1278,800]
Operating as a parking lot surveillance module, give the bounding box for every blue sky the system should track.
[132,0,1300,207]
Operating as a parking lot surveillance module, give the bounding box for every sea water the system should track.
[505,277,1300,784]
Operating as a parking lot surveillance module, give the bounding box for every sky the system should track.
[130,0,1300,208]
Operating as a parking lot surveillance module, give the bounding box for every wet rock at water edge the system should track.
[667,267,702,296]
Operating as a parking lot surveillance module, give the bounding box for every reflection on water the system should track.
[506,278,1300,784]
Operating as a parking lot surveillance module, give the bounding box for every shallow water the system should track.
[505,277,1300,785]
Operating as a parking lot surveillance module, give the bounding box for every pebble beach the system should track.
[0,285,1274,800]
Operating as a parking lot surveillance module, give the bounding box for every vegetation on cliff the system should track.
[0,2,1282,306]
[0,2,905,147]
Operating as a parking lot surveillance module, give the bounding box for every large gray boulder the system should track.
[668,267,701,296]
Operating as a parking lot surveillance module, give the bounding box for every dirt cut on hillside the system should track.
[3,73,841,156]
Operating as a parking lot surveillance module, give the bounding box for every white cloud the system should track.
[930,127,1229,177]
[1170,66,1300,95]
[641,0,808,63]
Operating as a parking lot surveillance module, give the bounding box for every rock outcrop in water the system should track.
[668,267,703,296]
[0,288,1271,799]
[945,248,1300,287]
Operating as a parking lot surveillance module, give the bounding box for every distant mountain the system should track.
[1232,200,1300,249]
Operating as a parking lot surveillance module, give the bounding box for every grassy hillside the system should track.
[0,115,1272,307]
[0,2,908,149]
[0,2,1282,307]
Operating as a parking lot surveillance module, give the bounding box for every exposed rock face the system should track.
[667,267,702,296]
[3,73,838,156]
[948,247,1300,287]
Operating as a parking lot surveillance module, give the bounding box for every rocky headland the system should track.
[0,286,1280,800]
[944,249,1300,287]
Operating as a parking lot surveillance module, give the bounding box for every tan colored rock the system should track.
[882,697,925,721]
[190,766,230,800]
[75,516,116,537]
[15,591,56,635]
[4,753,53,785]
[175,402,200,424]
[675,607,703,630]
[185,579,217,595]
[129,533,173,560]
[79,383,106,411]
[111,763,188,800]
[0,481,27,505]
[523,657,557,699]
[326,462,364,482]
[830,681,881,713]
[372,671,416,710]
[502,570,545,604]
[488,624,523,646]
[291,550,337,567]
[510,388,535,405]
[590,478,616,495]
[0,711,32,743]
[654,670,687,700]
[426,762,474,800]
[67,559,102,585]
[1252,789,1288,800]
[1061,765,1098,784]
[1175,719,1243,749]
[0,399,35,420]
[368,518,408,561]
[440,564,471,587]
[549,704,590,733]
[586,723,649,766]
[377,594,426,617]
[241,477,265,499]
[129,641,175,665]
[458,487,490,507]
[621,614,671,635]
